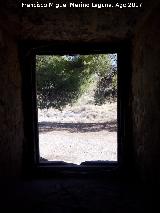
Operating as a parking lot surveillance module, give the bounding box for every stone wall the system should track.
[0,28,24,177]
[20,7,140,42]
[132,5,160,185]
[0,0,160,179]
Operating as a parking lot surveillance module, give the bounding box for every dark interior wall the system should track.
[20,7,140,42]
[0,1,159,179]
[1,4,137,177]
[0,28,24,177]
[132,5,160,185]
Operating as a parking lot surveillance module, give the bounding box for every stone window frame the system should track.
[20,41,132,177]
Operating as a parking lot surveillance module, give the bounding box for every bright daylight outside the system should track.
[36,54,117,165]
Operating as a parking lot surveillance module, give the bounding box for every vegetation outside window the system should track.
[36,54,118,165]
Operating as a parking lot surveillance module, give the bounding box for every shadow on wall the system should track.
[38,121,117,133]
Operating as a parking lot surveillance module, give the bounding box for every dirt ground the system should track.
[38,102,117,165]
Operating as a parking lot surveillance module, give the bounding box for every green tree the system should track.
[94,54,117,105]
[36,54,117,110]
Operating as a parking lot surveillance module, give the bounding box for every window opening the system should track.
[36,53,117,165]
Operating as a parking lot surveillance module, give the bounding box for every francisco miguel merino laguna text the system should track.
[21,2,112,8]
[21,2,143,8]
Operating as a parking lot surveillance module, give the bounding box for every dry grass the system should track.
[38,102,117,123]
